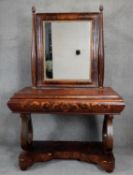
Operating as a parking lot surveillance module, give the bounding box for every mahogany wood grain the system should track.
[98,6,104,87]
[7,5,125,172]
[8,87,125,114]
[102,115,113,152]
[9,87,123,99]
[33,11,103,87]
[19,141,115,172]
[31,6,37,87]
[20,113,33,150]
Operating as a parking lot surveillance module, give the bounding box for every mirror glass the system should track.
[43,21,92,80]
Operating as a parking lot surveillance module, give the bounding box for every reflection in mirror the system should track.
[43,21,92,80]
[45,22,53,78]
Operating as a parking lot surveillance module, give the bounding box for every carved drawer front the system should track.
[8,99,124,114]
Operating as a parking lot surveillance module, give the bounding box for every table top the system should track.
[11,87,123,100]
[8,87,125,114]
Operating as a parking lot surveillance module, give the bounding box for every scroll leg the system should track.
[20,113,33,150]
[102,115,113,152]
[19,113,33,170]
[101,114,115,173]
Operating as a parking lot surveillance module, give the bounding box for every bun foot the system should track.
[18,141,115,172]
[99,154,115,173]
[19,152,33,170]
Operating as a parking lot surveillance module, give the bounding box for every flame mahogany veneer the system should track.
[8,87,124,115]
[8,86,125,172]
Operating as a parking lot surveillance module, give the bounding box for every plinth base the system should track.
[19,141,115,172]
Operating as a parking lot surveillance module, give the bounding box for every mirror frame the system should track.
[31,9,104,88]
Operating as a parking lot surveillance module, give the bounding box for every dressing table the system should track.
[7,6,125,172]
